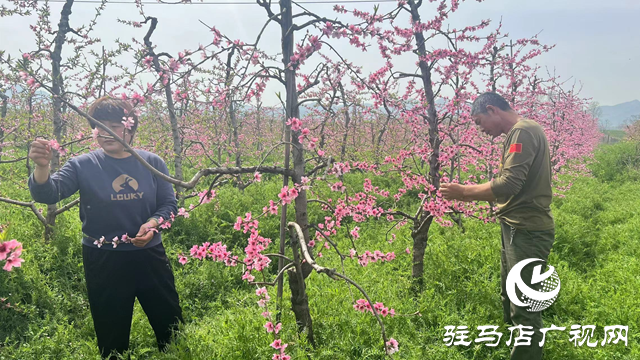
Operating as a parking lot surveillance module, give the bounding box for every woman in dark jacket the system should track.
[28,97,183,359]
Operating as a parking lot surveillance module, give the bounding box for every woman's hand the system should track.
[131,220,158,248]
[29,139,53,167]
[29,139,53,185]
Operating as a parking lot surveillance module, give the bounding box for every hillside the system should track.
[599,100,640,129]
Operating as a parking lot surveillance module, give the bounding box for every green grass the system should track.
[1,144,639,359]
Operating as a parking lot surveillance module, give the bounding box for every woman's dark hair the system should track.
[87,96,139,133]
[471,92,513,116]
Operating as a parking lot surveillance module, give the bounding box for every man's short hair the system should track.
[87,96,138,133]
[471,92,512,116]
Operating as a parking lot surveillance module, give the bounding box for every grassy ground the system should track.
[602,130,626,139]
[601,129,627,144]
[0,143,638,359]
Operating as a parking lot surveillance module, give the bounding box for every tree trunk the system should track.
[318,113,329,150]
[0,92,6,162]
[375,112,392,163]
[489,45,498,93]
[256,100,263,151]
[25,95,33,176]
[287,224,315,345]
[224,48,242,170]
[45,0,74,242]
[278,0,314,344]
[338,83,351,161]
[230,101,241,167]
[408,0,441,281]
[143,17,184,207]
[508,40,517,104]
[411,214,433,289]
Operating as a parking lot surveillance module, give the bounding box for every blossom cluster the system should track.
[0,239,23,272]
[189,241,238,266]
[349,249,396,267]
[353,299,396,318]
[257,287,291,360]
[48,139,67,156]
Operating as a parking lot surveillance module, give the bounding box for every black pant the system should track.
[83,243,184,359]
[500,221,555,360]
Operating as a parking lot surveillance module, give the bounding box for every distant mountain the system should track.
[598,100,640,129]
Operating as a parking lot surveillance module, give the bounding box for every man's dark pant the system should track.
[500,221,555,360]
[83,242,184,359]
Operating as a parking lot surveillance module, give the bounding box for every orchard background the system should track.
[0,0,638,359]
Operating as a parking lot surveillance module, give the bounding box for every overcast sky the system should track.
[1,0,638,106]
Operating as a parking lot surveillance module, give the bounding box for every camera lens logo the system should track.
[506,258,560,312]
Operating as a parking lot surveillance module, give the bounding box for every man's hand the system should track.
[131,220,158,248]
[440,183,466,201]
[29,139,53,167]
[441,182,497,202]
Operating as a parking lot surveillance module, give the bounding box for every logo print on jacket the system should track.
[111,174,144,200]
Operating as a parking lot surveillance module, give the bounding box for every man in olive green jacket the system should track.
[441,92,555,360]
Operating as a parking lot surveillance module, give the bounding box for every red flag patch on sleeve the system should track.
[509,143,522,153]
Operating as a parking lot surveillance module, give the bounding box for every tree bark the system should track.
[287,225,315,345]
[143,17,184,207]
[44,0,74,242]
[411,214,433,289]
[489,45,498,93]
[256,99,263,151]
[26,95,33,175]
[0,91,6,163]
[224,48,242,170]
[278,0,314,344]
[338,82,351,161]
[407,0,441,281]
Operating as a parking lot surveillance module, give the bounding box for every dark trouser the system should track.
[500,221,555,360]
[83,243,184,359]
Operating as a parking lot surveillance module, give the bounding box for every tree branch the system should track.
[287,222,394,359]
[54,198,80,215]
[257,0,281,25]
[250,262,296,286]
[0,197,47,226]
